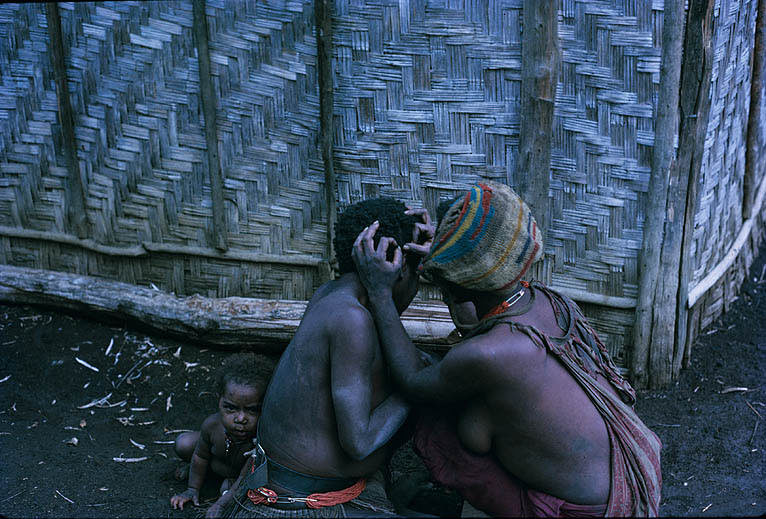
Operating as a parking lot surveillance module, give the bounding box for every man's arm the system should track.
[330,306,410,461]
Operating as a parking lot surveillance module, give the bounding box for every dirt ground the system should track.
[1,242,764,518]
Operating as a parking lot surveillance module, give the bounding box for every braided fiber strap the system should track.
[246,479,367,509]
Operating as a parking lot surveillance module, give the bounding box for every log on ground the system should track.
[0,264,456,353]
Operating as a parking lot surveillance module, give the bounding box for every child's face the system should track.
[218,381,262,442]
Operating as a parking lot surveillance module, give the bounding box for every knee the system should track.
[174,432,198,460]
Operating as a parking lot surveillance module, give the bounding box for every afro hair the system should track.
[216,353,269,396]
[333,197,419,275]
[436,196,461,225]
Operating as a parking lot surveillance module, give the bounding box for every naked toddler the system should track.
[170,353,267,510]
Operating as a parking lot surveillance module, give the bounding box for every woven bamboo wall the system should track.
[688,0,763,332]
[0,0,764,370]
[329,0,667,365]
[0,0,327,299]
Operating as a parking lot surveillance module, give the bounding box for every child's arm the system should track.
[204,455,252,518]
[170,420,214,509]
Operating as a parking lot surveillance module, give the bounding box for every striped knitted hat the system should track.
[421,181,544,294]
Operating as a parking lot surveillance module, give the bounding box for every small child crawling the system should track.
[170,353,267,510]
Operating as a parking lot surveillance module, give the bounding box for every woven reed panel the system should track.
[689,0,759,330]
[331,0,663,298]
[575,300,634,366]
[330,0,664,363]
[0,0,327,299]
[692,209,765,338]
[0,4,56,230]
[2,0,761,365]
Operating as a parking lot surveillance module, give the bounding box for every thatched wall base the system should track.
[0,234,323,301]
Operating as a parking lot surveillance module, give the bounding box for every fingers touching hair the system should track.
[333,197,417,275]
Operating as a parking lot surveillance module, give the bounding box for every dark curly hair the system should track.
[333,197,418,275]
[436,196,461,224]
[216,353,268,396]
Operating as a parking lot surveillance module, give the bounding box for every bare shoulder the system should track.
[313,290,372,330]
[330,302,378,354]
[442,322,544,382]
[310,293,380,361]
[200,413,222,438]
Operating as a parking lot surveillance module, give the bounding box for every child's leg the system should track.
[173,431,200,461]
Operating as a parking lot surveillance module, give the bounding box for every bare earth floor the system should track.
[1,241,764,518]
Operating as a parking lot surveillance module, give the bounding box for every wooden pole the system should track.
[631,0,684,389]
[192,0,228,251]
[45,2,88,239]
[315,0,337,279]
[517,0,559,284]
[674,0,715,377]
[744,0,765,220]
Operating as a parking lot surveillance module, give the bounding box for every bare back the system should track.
[258,277,403,479]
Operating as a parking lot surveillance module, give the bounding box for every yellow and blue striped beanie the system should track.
[421,181,544,294]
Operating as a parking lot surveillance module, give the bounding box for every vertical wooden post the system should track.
[674,0,716,376]
[517,0,559,282]
[744,0,765,220]
[315,0,337,278]
[631,0,684,389]
[192,0,228,251]
[46,2,88,239]
[517,0,559,285]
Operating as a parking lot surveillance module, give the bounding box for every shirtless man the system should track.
[353,181,662,517]
[209,197,428,517]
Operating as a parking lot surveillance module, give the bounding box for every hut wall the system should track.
[688,0,764,333]
[329,0,666,365]
[1,0,765,371]
[0,0,327,299]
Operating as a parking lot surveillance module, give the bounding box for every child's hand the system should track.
[170,488,199,509]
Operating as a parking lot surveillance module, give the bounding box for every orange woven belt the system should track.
[246,478,366,509]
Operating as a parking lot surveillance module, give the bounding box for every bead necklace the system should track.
[224,431,233,458]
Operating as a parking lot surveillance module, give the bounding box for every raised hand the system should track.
[352,221,403,296]
[403,207,435,257]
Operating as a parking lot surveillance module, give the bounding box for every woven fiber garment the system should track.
[421,181,543,295]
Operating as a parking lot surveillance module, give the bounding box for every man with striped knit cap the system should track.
[352,180,662,517]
